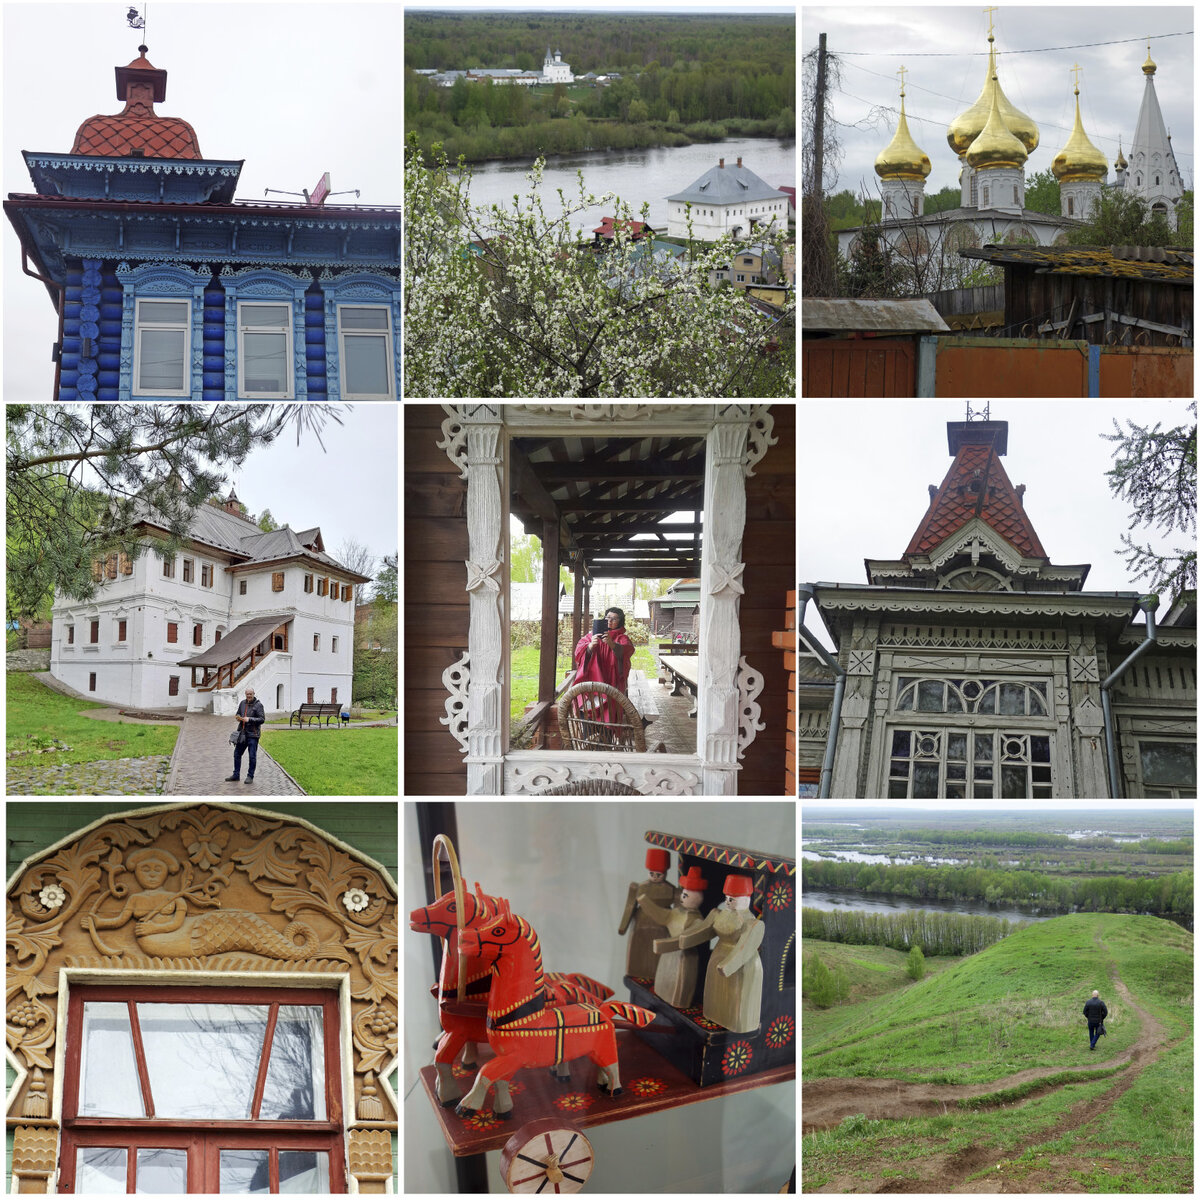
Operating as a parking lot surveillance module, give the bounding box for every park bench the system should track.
[289,702,345,728]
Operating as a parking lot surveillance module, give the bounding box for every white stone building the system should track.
[666,157,789,241]
[542,47,573,84]
[50,491,371,715]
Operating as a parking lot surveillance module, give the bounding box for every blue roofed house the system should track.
[666,156,789,241]
[4,45,400,400]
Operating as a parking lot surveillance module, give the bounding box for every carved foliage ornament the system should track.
[6,804,397,1124]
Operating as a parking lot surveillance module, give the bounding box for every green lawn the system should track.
[6,671,180,765]
[510,643,657,724]
[260,726,398,796]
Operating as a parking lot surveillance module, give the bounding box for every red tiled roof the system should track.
[905,443,1046,559]
[70,47,202,159]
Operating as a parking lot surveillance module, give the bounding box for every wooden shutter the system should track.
[272,571,285,592]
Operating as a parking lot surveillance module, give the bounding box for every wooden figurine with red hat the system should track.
[616,846,677,981]
[637,864,708,1008]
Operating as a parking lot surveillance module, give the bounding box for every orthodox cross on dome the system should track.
[982,5,998,36]
[1070,63,1082,91]
[897,64,908,96]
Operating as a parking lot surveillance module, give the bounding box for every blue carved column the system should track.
[76,258,103,400]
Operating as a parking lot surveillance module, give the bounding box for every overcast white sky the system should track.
[3,1,401,399]
[802,4,1194,203]
[800,399,1194,649]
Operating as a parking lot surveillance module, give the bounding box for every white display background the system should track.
[403,800,797,1193]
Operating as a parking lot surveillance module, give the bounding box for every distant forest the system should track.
[405,13,795,163]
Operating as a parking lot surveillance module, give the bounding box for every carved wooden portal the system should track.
[6,804,397,1194]
[437,404,776,795]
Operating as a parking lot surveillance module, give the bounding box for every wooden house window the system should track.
[317,578,328,597]
[313,634,320,651]
[182,558,194,584]
[202,563,213,587]
[90,619,100,644]
[168,676,180,697]
[272,572,285,593]
[336,304,395,399]
[240,580,248,596]
[106,554,118,580]
[304,574,314,594]
[92,560,103,583]
[120,552,133,576]
[307,687,314,703]
[330,688,337,704]
[117,620,127,642]
[89,672,97,692]
[193,623,203,647]
[133,298,192,397]
[58,985,344,1194]
[215,629,223,643]
[341,584,351,602]
[67,625,75,645]
[237,302,294,399]
[331,637,338,654]
[167,622,178,644]
[162,557,175,579]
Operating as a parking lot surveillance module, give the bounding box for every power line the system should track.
[822,30,1192,57]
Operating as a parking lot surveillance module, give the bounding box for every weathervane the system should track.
[265,172,361,207]
[966,401,991,422]
[126,4,146,35]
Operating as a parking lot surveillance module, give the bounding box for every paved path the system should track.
[165,714,306,797]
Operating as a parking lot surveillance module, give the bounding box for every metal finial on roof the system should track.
[965,401,991,422]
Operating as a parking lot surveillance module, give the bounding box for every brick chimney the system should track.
[718,158,724,168]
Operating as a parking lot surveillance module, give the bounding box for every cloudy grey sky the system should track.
[3,1,401,399]
[802,4,1194,203]
[800,399,1194,649]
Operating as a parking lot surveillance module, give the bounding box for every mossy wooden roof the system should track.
[959,244,1193,283]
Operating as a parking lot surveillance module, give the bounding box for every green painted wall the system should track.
[6,801,397,881]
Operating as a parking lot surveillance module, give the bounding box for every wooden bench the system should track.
[289,702,344,728]
[658,654,699,718]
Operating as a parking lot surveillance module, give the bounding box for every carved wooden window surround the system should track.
[6,803,398,1196]
[436,404,777,795]
[57,985,345,1194]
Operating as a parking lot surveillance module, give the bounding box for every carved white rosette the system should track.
[6,804,397,1127]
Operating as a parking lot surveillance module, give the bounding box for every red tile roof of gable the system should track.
[905,442,1047,560]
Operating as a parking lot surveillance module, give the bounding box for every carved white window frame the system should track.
[438,404,776,795]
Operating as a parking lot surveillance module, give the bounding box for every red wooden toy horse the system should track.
[454,897,656,1120]
[410,882,613,1106]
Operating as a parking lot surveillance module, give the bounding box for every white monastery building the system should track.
[666,156,789,241]
[50,490,371,716]
[542,47,573,84]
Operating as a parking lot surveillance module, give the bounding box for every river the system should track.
[454,136,795,237]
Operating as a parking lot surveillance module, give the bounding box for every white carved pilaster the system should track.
[699,411,750,793]
[461,406,505,794]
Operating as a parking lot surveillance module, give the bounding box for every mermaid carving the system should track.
[81,848,344,961]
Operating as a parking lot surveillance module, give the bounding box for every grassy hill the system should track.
[803,913,1192,1192]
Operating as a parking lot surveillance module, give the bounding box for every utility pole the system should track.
[813,32,827,198]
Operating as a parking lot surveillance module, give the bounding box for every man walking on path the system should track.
[226,687,265,784]
[1084,989,1108,1050]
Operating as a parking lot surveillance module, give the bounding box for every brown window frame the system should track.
[307,687,314,703]
[304,574,313,594]
[330,688,337,705]
[331,636,338,654]
[92,560,103,583]
[341,584,351,602]
[88,672,97,692]
[67,625,75,645]
[313,634,320,651]
[117,619,127,642]
[120,552,133,576]
[317,578,328,597]
[106,554,118,580]
[168,675,180,697]
[90,619,100,645]
[201,563,212,588]
[272,572,285,593]
[162,557,175,580]
[58,984,345,1195]
[193,623,203,647]
[239,580,248,596]
[167,622,179,645]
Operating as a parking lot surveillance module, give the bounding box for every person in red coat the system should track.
[571,607,634,725]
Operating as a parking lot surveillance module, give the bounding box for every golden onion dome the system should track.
[1052,85,1108,181]
[965,73,1029,170]
[875,87,931,180]
[1114,139,1127,170]
[1142,43,1156,75]
[947,35,1040,156]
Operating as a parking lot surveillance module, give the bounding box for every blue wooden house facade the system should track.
[5,46,400,401]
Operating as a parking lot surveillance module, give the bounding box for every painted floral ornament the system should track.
[342,887,370,913]
[38,884,66,910]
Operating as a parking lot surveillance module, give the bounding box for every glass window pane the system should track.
[912,763,940,799]
[916,680,943,711]
[974,736,993,762]
[977,688,996,714]
[1031,736,1051,763]
[344,335,390,396]
[947,733,967,761]
[946,783,965,798]
[244,332,288,393]
[141,300,188,324]
[280,1150,330,1194]
[999,683,1025,715]
[945,688,963,712]
[80,1002,145,1117]
[220,1149,270,1194]
[137,1148,187,1194]
[947,763,966,780]
[887,779,907,798]
[1140,742,1196,787]
[891,730,911,758]
[1001,764,1027,799]
[242,304,289,327]
[974,785,993,798]
[78,1147,127,1194]
[139,1003,268,1119]
[896,686,913,711]
[341,306,388,331]
[139,329,185,391]
[260,1005,325,1120]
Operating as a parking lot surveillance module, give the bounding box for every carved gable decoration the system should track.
[6,803,397,1127]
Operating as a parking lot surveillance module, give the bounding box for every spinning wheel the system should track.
[500,1119,595,1194]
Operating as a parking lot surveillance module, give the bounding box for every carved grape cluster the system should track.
[368,1008,397,1036]
[9,1002,40,1028]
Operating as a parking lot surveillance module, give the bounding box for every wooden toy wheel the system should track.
[500,1118,595,1193]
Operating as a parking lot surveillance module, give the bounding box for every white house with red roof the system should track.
[50,490,371,715]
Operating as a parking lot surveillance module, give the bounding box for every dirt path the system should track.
[804,937,1173,1192]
